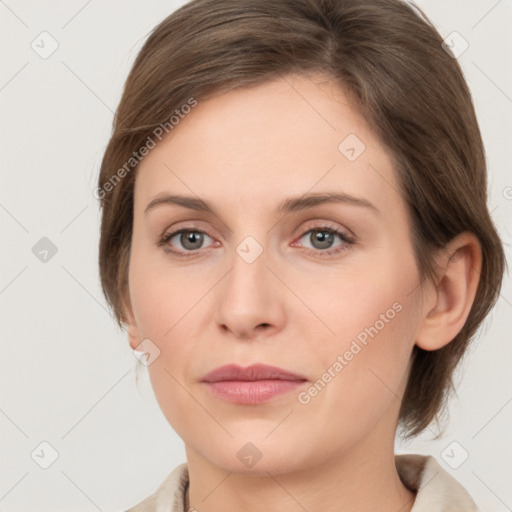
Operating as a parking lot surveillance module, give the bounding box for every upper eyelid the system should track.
[163,221,349,238]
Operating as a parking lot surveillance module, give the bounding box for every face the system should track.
[126,73,423,474]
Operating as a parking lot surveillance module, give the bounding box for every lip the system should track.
[201,363,308,405]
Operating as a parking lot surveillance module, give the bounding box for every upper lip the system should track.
[202,364,308,382]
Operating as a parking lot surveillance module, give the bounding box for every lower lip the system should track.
[203,379,306,404]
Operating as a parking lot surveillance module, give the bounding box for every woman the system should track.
[97,0,505,510]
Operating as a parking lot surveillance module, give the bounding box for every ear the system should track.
[123,291,141,351]
[415,232,482,351]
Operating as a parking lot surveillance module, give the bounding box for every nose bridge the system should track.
[214,231,284,337]
[228,233,272,306]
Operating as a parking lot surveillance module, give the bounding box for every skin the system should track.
[124,72,482,512]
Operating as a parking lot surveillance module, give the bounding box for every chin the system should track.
[190,434,315,476]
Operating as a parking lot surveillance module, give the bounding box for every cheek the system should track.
[300,247,418,354]
[128,241,213,341]
[128,248,215,426]
[293,304,416,452]
[296,250,419,422]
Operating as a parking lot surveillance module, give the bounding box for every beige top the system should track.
[124,453,479,511]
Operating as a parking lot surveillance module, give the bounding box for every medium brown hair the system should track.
[97,0,505,438]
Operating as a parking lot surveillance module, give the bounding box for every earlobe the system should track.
[127,323,140,351]
[415,232,482,351]
[123,293,141,351]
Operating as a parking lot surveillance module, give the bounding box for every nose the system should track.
[214,239,285,341]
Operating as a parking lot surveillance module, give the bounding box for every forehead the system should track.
[134,73,402,220]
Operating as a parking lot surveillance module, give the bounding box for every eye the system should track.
[158,228,216,255]
[293,225,355,257]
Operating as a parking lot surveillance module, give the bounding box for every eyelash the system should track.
[157,223,356,259]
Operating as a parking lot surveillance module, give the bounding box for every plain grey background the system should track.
[1,1,511,510]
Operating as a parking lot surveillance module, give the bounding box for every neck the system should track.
[184,437,416,512]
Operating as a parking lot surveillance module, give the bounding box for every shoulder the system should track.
[123,462,189,512]
[395,453,480,511]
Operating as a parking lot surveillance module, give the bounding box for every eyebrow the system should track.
[144,191,379,216]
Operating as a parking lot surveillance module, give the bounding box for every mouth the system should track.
[201,363,308,405]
